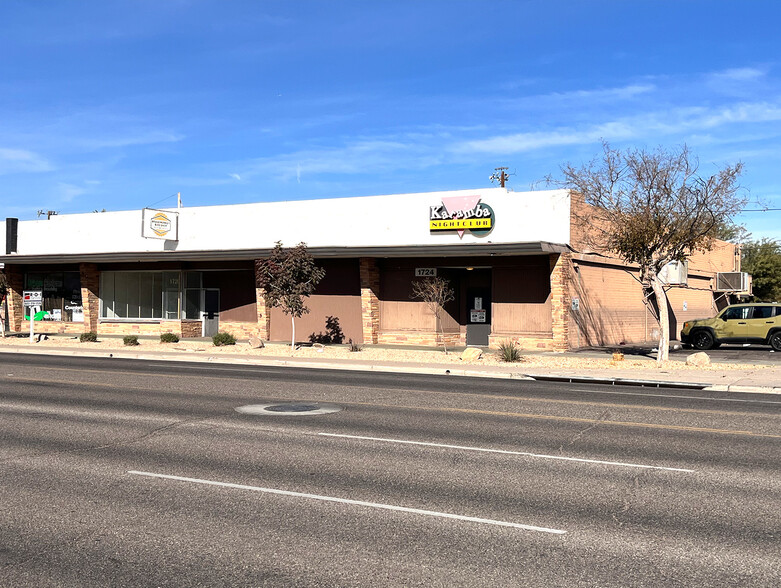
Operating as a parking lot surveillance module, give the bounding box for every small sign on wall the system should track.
[470,309,486,323]
[142,208,179,241]
[683,301,688,311]
[571,297,580,311]
[415,268,437,277]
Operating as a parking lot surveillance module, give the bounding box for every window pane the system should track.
[114,273,129,318]
[127,273,140,318]
[152,273,163,318]
[102,272,115,318]
[185,271,202,289]
[184,289,201,319]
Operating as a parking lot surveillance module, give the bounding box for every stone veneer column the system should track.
[253,260,271,340]
[4,265,24,332]
[549,252,571,352]
[359,257,380,345]
[79,263,100,333]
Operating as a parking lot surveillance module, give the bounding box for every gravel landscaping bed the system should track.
[0,334,764,372]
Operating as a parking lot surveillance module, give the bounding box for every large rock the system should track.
[686,351,710,367]
[248,335,265,349]
[461,347,483,361]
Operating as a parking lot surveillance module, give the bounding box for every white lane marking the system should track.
[319,433,694,473]
[0,402,176,423]
[127,470,566,535]
[571,389,781,405]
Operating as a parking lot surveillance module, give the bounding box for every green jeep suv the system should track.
[681,303,781,351]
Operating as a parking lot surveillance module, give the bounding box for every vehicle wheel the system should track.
[769,332,781,352]
[692,330,715,350]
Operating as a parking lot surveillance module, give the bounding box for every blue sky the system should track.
[2,0,780,240]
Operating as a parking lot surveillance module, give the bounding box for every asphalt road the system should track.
[1,354,780,587]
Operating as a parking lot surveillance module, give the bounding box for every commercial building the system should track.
[0,188,744,349]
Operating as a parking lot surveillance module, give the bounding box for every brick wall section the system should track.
[549,253,570,351]
[219,321,259,339]
[359,257,380,344]
[97,320,199,337]
[5,265,24,332]
[378,331,464,347]
[79,263,99,333]
[488,335,555,350]
[254,287,271,340]
[21,321,84,335]
[253,260,272,340]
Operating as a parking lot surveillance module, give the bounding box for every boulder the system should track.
[248,335,265,349]
[686,351,710,367]
[461,347,483,362]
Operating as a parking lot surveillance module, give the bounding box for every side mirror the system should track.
[721,315,728,321]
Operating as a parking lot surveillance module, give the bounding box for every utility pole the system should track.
[177,192,182,208]
[489,167,511,188]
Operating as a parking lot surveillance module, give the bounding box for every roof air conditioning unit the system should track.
[658,260,688,285]
[715,271,750,292]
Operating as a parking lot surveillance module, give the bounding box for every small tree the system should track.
[411,277,455,353]
[255,241,325,351]
[742,239,781,302]
[554,142,745,364]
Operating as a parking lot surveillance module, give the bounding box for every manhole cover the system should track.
[235,402,342,416]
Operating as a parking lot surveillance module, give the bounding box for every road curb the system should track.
[525,374,710,390]
[0,346,535,381]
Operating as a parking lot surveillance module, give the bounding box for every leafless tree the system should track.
[553,142,745,364]
[411,277,455,353]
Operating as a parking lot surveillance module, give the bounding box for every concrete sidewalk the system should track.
[1,339,780,395]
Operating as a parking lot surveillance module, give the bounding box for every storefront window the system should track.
[101,271,177,320]
[24,271,83,321]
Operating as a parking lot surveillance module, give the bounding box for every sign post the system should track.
[23,290,42,343]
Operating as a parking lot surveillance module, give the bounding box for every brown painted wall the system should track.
[268,259,363,344]
[202,270,256,322]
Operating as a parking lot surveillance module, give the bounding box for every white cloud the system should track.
[0,147,52,174]
[229,173,241,180]
[454,100,781,155]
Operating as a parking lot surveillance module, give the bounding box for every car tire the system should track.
[692,330,715,350]
[769,332,781,352]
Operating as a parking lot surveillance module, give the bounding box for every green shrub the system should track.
[160,332,179,343]
[496,340,522,363]
[123,335,139,346]
[212,332,236,347]
[79,331,98,343]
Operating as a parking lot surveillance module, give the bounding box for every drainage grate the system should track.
[235,402,342,416]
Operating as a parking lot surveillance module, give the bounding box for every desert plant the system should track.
[212,331,236,346]
[309,315,345,344]
[348,338,362,352]
[496,340,522,362]
[411,277,455,353]
[160,332,179,343]
[123,335,139,346]
[79,331,98,343]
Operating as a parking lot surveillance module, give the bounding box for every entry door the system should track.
[466,285,491,346]
[202,289,220,337]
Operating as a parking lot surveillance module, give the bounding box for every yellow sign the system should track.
[430,218,492,231]
[150,212,172,236]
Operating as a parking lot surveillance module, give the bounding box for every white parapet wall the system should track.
[1,188,571,258]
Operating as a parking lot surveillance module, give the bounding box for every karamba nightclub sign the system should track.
[429,195,494,237]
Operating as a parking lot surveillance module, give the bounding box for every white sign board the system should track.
[23,290,42,306]
[142,208,179,240]
[415,268,437,277]
[470,309,486,323]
